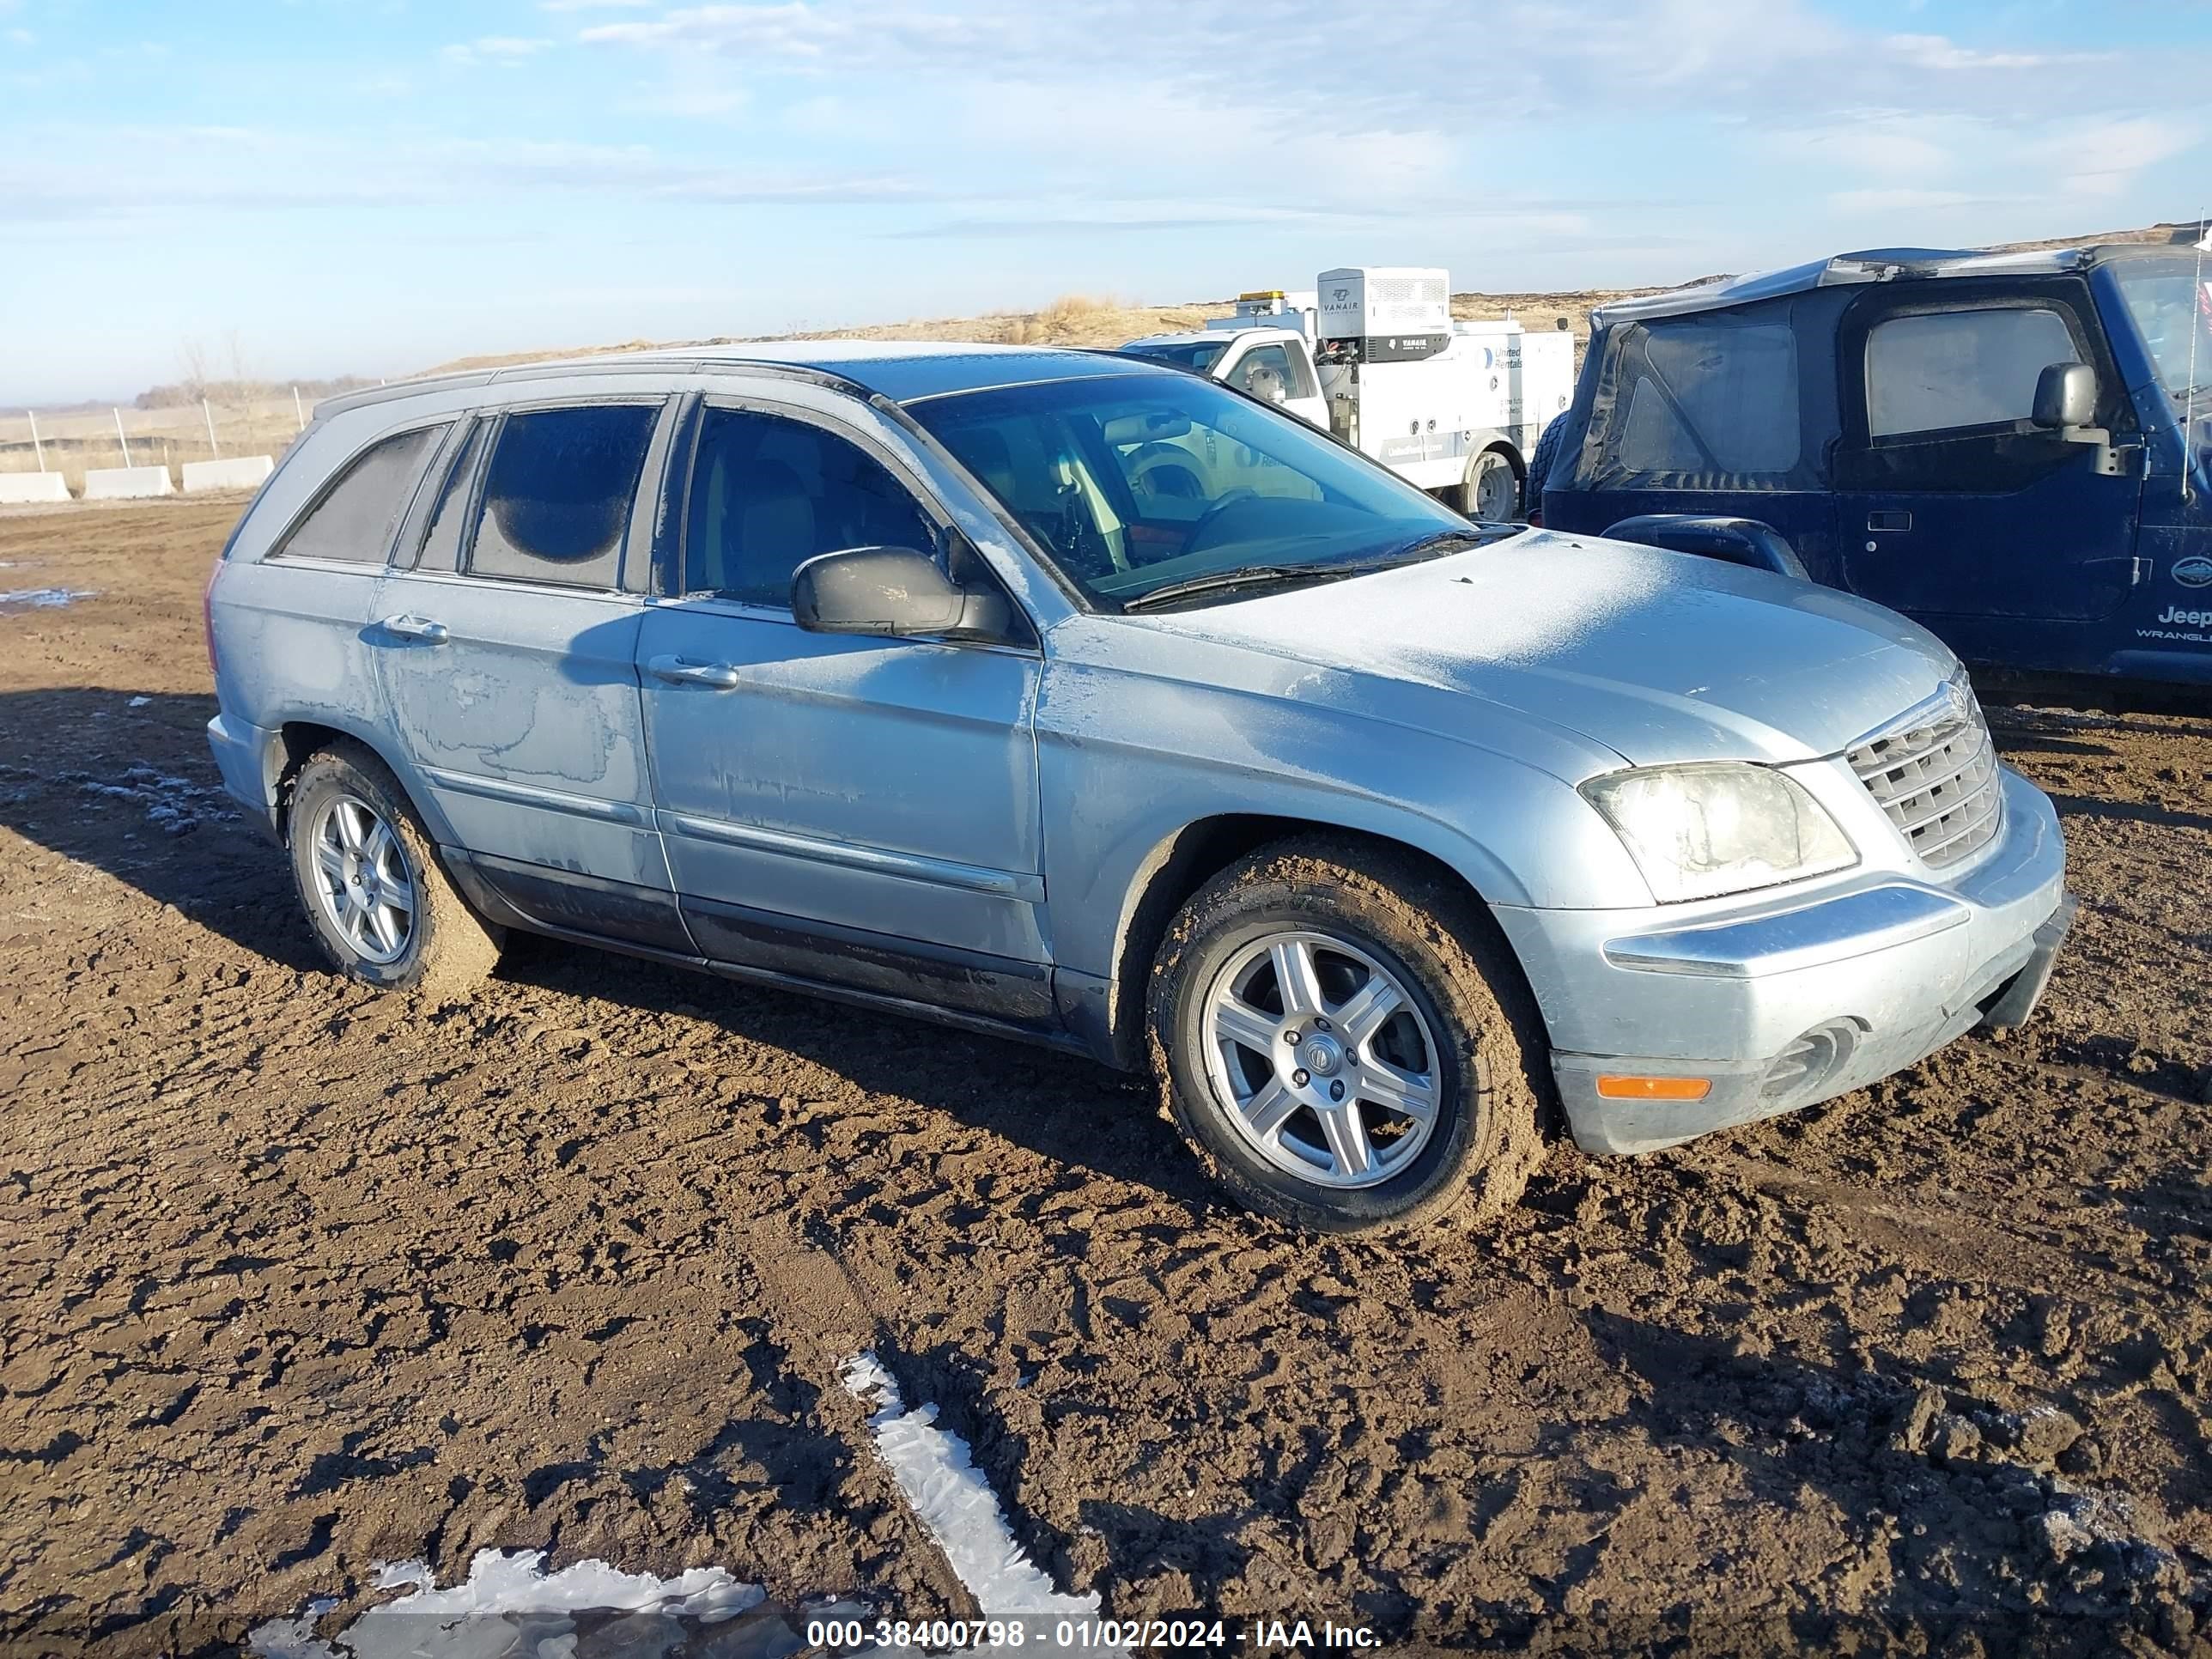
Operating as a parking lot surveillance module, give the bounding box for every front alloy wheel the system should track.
[1152,836,1547,1231]
[1203,930,1441,1188]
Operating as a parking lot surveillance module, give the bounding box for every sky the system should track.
[2,0,2209,404]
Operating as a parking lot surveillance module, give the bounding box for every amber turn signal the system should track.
[1595,1074,1713,1101]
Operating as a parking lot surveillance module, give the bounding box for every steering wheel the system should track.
[1186,488,1259,552]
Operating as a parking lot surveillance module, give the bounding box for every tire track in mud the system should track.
[4,501,2212,1652]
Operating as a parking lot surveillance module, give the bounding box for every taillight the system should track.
[203,559,223,685]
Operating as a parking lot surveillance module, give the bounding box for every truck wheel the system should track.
[1462,449,1520,521]
[1149,836,1546,1232]
[286,743,503,999]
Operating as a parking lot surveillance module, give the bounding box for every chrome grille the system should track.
[1846,676,2003,871]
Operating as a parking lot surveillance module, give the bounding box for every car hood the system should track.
[1132,532,1960,767]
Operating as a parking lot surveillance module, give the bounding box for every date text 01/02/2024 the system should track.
[802,1615,1384,1650]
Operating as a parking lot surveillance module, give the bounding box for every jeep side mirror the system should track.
[791,546,1013,642]
[2033,362,2096,431]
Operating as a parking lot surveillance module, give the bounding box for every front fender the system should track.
[1036,650,1651,988]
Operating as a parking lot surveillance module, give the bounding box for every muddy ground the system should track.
[1,497,2209,1656]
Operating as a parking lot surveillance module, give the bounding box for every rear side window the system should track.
[1865,306,2077,439]
[276,425,446,564]
[410,422,485,573]
[1578,316,1803,489]
[468,404,659,588]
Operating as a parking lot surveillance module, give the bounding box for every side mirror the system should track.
[2033,362,2096,431]
[791,546,1013,642]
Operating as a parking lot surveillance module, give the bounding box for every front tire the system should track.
[1149,836,1546,1232]
[286,743,503,998]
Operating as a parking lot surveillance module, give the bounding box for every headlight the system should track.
[1580,763,1856,904]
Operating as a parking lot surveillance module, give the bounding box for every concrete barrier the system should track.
[181,455,275,493]
[82,466,174,501]
[0,473,70,504]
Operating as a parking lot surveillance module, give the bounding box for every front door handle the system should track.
[1867,510,1912,532]
[380,614,448,644]
[647,654,741,690]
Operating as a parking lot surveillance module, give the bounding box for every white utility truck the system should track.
[1122,267,1575,520]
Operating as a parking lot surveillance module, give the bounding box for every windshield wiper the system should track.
[1121,532,1514,614]
[1387,526,1516,558]
[1120,563,1357,612]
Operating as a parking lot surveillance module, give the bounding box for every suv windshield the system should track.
[910,371,1485,609]
[1120,339,1230,374]
[2112,253,2212,403]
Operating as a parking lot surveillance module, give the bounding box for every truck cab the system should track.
[1541,239,2212,689]
[1121,325,1332,430]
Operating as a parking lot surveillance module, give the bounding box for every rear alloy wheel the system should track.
[286,743,503,997]
[1152,836,1546,1231]
[1463,448,1520,521]
[307,793,416,965]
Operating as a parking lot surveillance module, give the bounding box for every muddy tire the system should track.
[286,743,502,999]
[1149,836,1547,1232]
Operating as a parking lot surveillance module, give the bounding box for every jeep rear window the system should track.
[275,424,447,565]
[1576,313,1809,491]
[467,404,659,589]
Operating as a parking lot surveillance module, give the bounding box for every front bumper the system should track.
[1492,767,2070,1155]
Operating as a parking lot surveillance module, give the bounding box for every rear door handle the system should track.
[647,654,741,690]
[1866,510,1912,532]
[380,614,448,643]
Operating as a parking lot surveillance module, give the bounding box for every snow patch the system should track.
[0,586,97,608]
[842,1350,1100,1621]
[71,764,235,835]
[247,1548,765,1659]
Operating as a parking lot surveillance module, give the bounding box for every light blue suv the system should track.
[204,343,2073,1231]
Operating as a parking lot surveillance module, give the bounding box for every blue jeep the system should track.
[1541,239,2212,689]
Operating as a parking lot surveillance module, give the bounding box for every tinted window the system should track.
[682,408,934,606]
[1866,306,2077,439]
[277,425,445,564]
[411,422,484,573]
[469,404,658,588]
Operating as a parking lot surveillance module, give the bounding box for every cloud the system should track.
[2032,114,2203,199]
[1882,33,2106,71]
[441,36,556,69]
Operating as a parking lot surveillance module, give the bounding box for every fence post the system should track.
[293,386,305,431]
[26,410,45,473]
[203,397,221,458]
[112,408,133,470]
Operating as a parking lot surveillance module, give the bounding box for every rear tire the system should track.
[1149,836,1547,1232]
[1462,448,1520,521]
[286,744,503,999]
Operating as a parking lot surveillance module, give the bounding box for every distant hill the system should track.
[421,219,2206,377]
